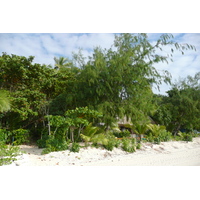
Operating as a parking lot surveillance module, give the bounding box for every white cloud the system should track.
[0,33,116,67]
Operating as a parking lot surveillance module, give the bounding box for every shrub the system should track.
[159,130,172,142]
[153,137,161,144]
[92,142,101,148]
[0,129,11,143]
[113,130,131,138]
[37,134,49,148]
[182,132,193,142]
[145,126,172,144]
[136,142,141,149]
[0,141,20,166]
[41,136,69,154]
[12,129,29,145]
[103,139,116,151]
[121,138,136,153]
[70,142,80,153]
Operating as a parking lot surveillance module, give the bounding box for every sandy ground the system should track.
[5,137,200,166]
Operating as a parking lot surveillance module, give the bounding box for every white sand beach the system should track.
[7,137,200,166]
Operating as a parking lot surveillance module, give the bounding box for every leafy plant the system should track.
[11,129,29,145]
[182,132,193,142]
[121,138,136,153]
[0,141,20,166]
[41,136,69,154]
[136,142,141,149]
[145,125,172,144]
[80,123,108,145]
[37,134,50,148]
[113,130,131,138]
[70,142,80,153]
[103,135,120,151]
[0,129,11,143]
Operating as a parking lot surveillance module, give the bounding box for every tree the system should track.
[54,56,73,69]
[168,73,200,133]
[0,53,58,138]
[71,33,195,127]
[153,72,200,134]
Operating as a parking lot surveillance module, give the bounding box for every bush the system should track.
[159,130,172,142]
[0,141,20,166]
[121,138,136,153]
[136,142,141,149]
[0,129,11,143]
[103,139,116,151]
[145,128,172,144]
[37,134,49,148]
[113,130,131,138]
[182,132,193,142]
[0,128,29,145]
[12,129,29,145]
[41,136,70,154]
[70,142,80,153]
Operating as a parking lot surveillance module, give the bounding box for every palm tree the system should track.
[54,56,72,69]
[0,90,11,112]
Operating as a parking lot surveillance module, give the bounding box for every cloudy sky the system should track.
[0,33,199,95]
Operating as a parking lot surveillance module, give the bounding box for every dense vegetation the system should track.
[0,33,199,165]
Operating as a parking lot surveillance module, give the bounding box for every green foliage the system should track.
[0,129,11,143]
[182,133,193,142]
[136,142,141,149]
[153,72,200,134]
[80,123,107,145]
[41,135,70,154]
[0,35,196,146]
[0,90,11,112]
[11,129,29,145]
[0,128,29,145]
[113,130,131,138]
[129,121,150,140]
[70,142,80,153]
[158,130,172,142]
[54,56,73,70]
[121,138,136,153]
[103,135,121,151]
[37,134,49,148]
[0,141,20,166]
[177,131,193,142]
[145,124,172,144]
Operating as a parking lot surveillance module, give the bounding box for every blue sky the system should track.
[0,33,199,95]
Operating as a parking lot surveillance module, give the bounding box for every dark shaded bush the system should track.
[113,130,131,138]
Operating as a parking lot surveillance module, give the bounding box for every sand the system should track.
[6,137,200,166]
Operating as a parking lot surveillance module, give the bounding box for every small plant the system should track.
[153,137,161,144]
[70,142,80,153]
[136,142,141,149]
[91,142,101,148]
[103,139,115,151]
[182,132,193,142]
[121,138,136,153]
[159,130,172,142]
[0,141,21,166]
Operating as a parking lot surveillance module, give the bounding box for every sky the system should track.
[0,33,199,95]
